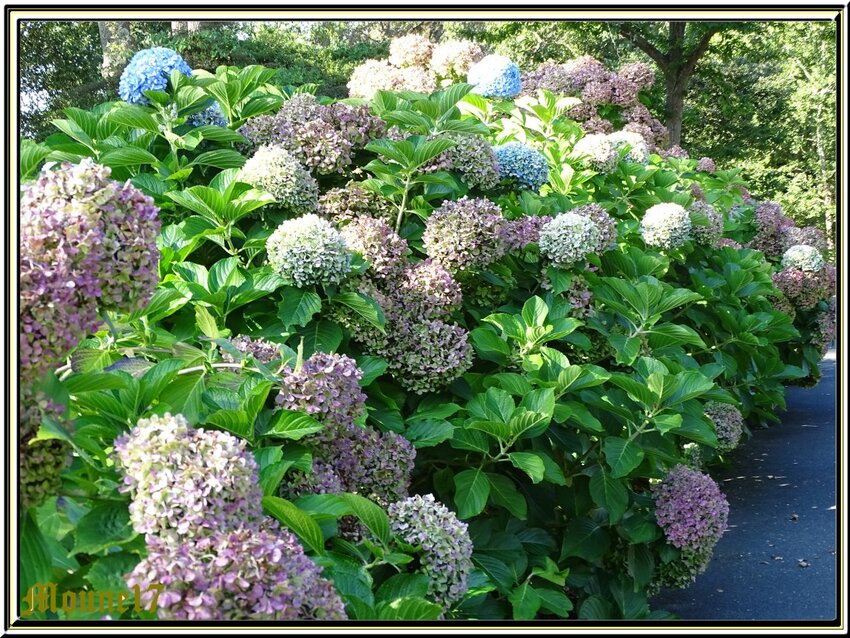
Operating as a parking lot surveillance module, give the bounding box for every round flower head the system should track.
[431,39,484,78]
[238,145,318,212]
[696,156,716,173]
[348,59,436,99]
[266,214,351,287]
[772,267,834,311]
[468,55,522,98]
[395,259,463,321]
[688,201,724,246]
[493,142,550,191]
[341,217,408,279]
[389,34,434,68]
[659,145,689,160]
[385,319,474,394]
[126,523,347,620]
[318,181,396,225]
[748,201,795,257]
[538,212,602,268]
[388,494,474,610]
[640,203,692,250]
[781,245,825,272]
[276,352,366,428]
[653,464,729,556]
[422,197,506,273]
[608,130,649,164]
[20,159,160,381]
[812,297,837,356]
[617,61,655,91]
[573,134,619,173]
[425,133,500,190]
[571,203,617,251]
[113,413,264,538]
[280,460,344,501]
[781,226,828,253]
[704,402,744,453]
[583,115,615,135]
[119,47,192,105]
[499,215,554,252]
[189,101,228,128]
[522,57,607,96]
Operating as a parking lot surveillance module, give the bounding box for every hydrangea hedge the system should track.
[18,43,835,622]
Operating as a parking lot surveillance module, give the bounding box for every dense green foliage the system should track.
[18,34,835,621]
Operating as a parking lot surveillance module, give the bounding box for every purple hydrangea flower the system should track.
[653,464,729,555]
[125,523,347,620]
[688,201,724,247]
[318,181,396,225]
[113,414,265,538]
[423,197,507,273]
[340,217,409,280]
[220,335,281,365]
[388,494,474,610]
[747,201,795,258]
[499,215,554,252]
[704,402,744,453]
[696,157,717,173]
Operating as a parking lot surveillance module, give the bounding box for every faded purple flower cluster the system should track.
[811,296,837,356]
[422,197,507,273]
[781,225,828,253]
[115,413,347,620]
[573,203,618,250]
[423,133,501,190]
[521,56,666,149]
[20,159,160,382]
[499,215,554,252]
[772,264,835,312]
[389,34,434,68]
[126,523,347,620]
[348,59,437,99]
[696,157,717,173]
[653,464,729,556]
[341,217,409,279]
[704,402,744,453]
[113,413,264,537]
[239,93,386,175]
[221,335,281,365]
[318,181,396,225]
[276,352,415,507]
[747,201,795,258]
[388,494,474,610]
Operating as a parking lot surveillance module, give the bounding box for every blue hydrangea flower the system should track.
[493,142,550,191]
[189,101,228,128]
[467,55,521,98]
[119,47,192,105]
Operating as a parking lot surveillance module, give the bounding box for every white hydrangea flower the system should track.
[266,214,352,287]
[573,134,619,172]
[538,212,602,268]
[781,244,825,272]
[640,203,692,249]
[607,130,650,164]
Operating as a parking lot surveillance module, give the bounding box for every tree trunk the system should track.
[664,74,686,147]
[172,20,230,35]
[98,21,135,81]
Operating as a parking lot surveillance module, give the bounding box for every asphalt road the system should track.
[650,350,838,621]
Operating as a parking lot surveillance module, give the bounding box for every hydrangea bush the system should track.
[18,45,835,623]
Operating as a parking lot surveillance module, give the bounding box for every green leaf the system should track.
[589,468,629,524]
[508,452,546,484]
[158,371,205,423]
[106,105,159,132]
[521,296,549,327]
[331,292,386,334]
[277,288,321,329]
[205,409,252,440]
[190,148,246,169]
[486,473,527,519]
[262,496,325,554]
[627,544,655,588]
[609,334,641,366]
[405,418,454,448]
[667,370,715,405]
[195,305,224,339]
[63,372,127,394]
[603,437,645,478]
[647,323,706,350]
[453,468,490,519]
[266,409,324,440]
[20,512,52,598]
[654,413,683,434]
[71,502,135,555]
[20,139,52,180]
[356,355,387,386]
[469,327,510,363]
[579,595,615,619]
[339,493,390,546]
[99,146,159,167]
[376,597,443,620]
[129,287,191,322]
[296,320,343,356]
[537,588,573,617]
[376,573,430,603]
[560,517,610,562]
[508,582,542,620]
[85,552,140,592]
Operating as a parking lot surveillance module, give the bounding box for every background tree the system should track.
[98,21,135,81]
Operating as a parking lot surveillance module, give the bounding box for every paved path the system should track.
[650,350,838,620]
